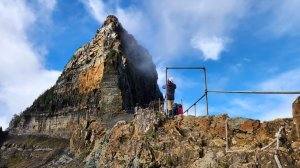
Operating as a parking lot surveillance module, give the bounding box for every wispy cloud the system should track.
[269,0,300,37]
[81,0,107,23]
[212,68,300,121]
[256,68,300,120]
[258,68,300,91]
[254,0,300,37]
[81,0,144,38]
[148,0,249,61]
[82,0,249,61]
[0,0,60,129]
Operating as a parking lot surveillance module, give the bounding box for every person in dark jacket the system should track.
[162,77,176,113]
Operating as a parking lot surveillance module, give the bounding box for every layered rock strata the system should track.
[9,15,162,138]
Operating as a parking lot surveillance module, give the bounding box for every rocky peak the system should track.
[101,15,119,28]
[8,15,163,138]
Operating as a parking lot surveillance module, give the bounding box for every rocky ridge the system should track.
[2,109,300,167]
[71,109,300,168]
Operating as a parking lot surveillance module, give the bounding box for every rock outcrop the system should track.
[293,96,300,140]
[8,15,162,138]
[69,110,300,168]
[2,109,300,167]
[0,134,71,168]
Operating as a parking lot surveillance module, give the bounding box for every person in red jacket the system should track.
[162,77,176,113]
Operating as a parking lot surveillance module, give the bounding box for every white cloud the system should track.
[156,66,166,88]
[82,0,107,23]
[115,7,144,37]
[82,0,249,61]
[0,0,60,130]
[81,0,145,39]
[147,0,248,61]
[191,36,226,60]
[38,0,56,11]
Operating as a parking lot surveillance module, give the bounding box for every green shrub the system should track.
[6,152,25,167]
[165,156,174,167]
[106,49,117,61]
[9,114,23,128]
[145,127,156,140]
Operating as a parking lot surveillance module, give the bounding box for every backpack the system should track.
[178,104,183,115]
[171,103,178,116]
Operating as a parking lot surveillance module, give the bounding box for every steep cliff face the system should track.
[9,15,162,138]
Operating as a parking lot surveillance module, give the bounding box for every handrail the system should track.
[208,90,300,94]
[184,93,206,114]
[166,66,209,115]
[166,67,206,70]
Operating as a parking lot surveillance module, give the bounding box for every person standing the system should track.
[162,77,176,114]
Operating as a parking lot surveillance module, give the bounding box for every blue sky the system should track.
[1,0,300,129]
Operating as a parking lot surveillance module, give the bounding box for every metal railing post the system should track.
[165,67,168,113]
[203,68,209,116]
[166,66,209,116]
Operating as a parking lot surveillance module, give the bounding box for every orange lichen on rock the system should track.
[79,61,104,93]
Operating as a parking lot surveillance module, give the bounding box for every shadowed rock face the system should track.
[8,15,163,138]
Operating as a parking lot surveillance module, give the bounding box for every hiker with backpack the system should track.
[162,77,176,116]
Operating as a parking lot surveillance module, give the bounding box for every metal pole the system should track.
[165,67,168,113]
[225,118,229,152]
[203,68,209,116]
[194,105,196,116]
[184,94,206,113]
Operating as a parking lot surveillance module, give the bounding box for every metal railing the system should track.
[184,93,206,115]
[208,90,300,94]
[165,67,209,116]
[165,66,300,117]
